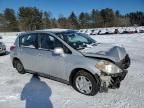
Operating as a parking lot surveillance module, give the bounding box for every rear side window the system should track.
[19,34,38,48]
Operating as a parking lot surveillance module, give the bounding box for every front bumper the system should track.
[99,70,128,91]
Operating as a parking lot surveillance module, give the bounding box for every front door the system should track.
[37,33,66,79]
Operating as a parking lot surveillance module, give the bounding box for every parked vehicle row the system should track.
[79,27,144,35]
[10,29,130,96]
[0,36,3,39]
[0,36,7,55]
[0,42,6,55]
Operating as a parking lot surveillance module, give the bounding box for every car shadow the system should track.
[21,75,53,108]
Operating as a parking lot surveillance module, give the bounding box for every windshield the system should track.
[55,32,96,50]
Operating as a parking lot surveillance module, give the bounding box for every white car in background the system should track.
[0,42,6,55]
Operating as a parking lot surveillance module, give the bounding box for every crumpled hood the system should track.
[80,43,127,63]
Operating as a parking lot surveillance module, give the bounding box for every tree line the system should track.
[0,7,144,32]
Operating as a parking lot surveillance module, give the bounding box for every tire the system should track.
[14,60,25,74]
[72,70,101,96]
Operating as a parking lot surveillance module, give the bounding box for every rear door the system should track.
[18,33,39,72]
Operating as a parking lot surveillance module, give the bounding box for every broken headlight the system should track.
[96,60,122,74]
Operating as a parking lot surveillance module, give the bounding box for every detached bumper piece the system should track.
[118,54,131,69]
[99,70,128,92]
[108,70,128,89]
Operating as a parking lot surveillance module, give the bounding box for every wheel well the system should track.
[69,68,99,85]
[12,57,21,68]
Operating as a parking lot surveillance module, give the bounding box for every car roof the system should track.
[36,28,77,33]
[18,29,77,36]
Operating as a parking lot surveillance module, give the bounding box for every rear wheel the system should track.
[73,70,101,96]
[14,60,25,74]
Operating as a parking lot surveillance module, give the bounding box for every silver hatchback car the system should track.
[10,30,130,96]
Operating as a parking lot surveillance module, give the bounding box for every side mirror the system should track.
[53,48,64,56]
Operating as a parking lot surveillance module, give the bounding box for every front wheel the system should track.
[73,70,101,96]
[14,60,25,74]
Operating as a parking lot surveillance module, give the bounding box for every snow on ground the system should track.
[0,33,144,108]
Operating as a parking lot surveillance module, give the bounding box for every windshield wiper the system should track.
[90,42,97,46]
[77,47,86,50]
[77,44,92,50]
[76,42,98,50]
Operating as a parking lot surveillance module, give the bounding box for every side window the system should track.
[19,34,38,48]
[39,33,72,54]
[39,34,63,50]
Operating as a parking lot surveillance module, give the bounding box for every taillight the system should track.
[10,46,16,51]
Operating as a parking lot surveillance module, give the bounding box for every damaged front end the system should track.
[99,70,128,92]
[81,44,131,91]
[96,55,130,91]
[108,70,128,88]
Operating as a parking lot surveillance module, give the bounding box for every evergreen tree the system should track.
[18,7,42,31]
[79,12,91,28]
[42,11,52,29]
[100,8,116,27]
[1,7,144,31]
[95,10,104,27]
[68,12,79,29]
[4,8,19,31]
[79,12,85,28]
[58,15,69,28]
[51,18,58,28]
[0,13,8,31]
[127,11,144,26]
[91,9,97,28]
